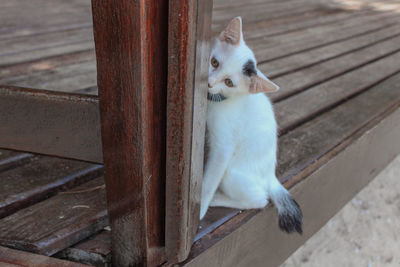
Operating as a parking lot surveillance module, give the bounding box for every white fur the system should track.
[200,18,289,219]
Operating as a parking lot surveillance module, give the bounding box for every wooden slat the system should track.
[165,0,212,263]
[242,9,368,41]
[56,231,111,266]
[91,0,168,266]
[1,61,97,93]
[276,51,400,134]
[0,150,34,173]
[277,74,400,181]
[242,8,379,43]
[212,0,331,27]
[250,12,400,62]
[0,50,94,80]
[270,33,400,102]
[0,27,94,67]
[213,0,278,9]
[0,86,102,163]
[0,22,92,42]
[261,23,400,79]
[181,75,400,267]
[0,156,102,218]
[0,177,107,256]
[0,0,92,32]
[0,246,90,267]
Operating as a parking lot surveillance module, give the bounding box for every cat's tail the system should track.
[269,178,303,234]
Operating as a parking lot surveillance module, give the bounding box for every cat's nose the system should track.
[208,83,211,88]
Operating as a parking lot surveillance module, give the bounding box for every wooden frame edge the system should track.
[165,0,213,263]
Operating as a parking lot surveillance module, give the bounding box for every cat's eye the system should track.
[225,78,234,87]
[211,57,219,68]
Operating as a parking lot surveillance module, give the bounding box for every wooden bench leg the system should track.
[91,1,168,266]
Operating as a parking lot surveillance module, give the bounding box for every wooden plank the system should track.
[0,22,92,42]
[276,73,400,181]
[0,0,92,33]
[196,72,400,240]
[213,0,281,10]
[0,177,108,256]
[275,51,400,134]
[181,79,400,267]
[244,9,381,43]
[242,9,368,41]
[0,27,94,67]
[0,156,102,218]
[0,50,96,94]
[1,61,97,93]
[261,23,400,78]
[212,0,331,28]
[165,0,212,263]
[55,231,111,266]
[0,86,102,163]
[0,41,93,69]
[270,33,400,102]
[91,0,168,266]
[0,246,90,267]
[250,12,400,62]
[0,150,34,173]
[0,50,95,80]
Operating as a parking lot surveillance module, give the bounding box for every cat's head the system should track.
[208,17,279,100]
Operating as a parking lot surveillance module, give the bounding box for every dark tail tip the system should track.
[278,198,303,234]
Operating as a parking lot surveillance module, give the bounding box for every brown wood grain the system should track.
[165,0,213,263]
[275,51,400,134]
[277,73,400,180]
[212,0,331,28]
[0,50,94,80]
[270,33,400,102]
[0,177,108,256]
[242,9,367,41]
[56,230,111,266]
[0,246,91,267]
[91,0,168,266]
[0,150,34,173]
[0,27,94,67]
[250,11,400,62]
[1,61,96,94]
[261,23,400,79]
[0,156,102,218]
[0,86,102,163]
[0,0,92,32]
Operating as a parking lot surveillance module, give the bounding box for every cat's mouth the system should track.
[207,92,227,102]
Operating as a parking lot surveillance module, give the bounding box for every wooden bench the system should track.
[1,0,400,266]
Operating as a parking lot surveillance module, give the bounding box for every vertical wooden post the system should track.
[91,1,168,266]
[166,0,213,262]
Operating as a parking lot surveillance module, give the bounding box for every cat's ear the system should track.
[249,72,280,93]
[219,16,242,46]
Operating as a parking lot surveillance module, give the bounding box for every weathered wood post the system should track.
[166,0,213,263]
[92,0,212,265]
[91,1,168,266]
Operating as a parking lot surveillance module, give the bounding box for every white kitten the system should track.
[200,17,302,233]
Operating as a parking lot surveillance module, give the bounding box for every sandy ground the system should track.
[281,154,400,267]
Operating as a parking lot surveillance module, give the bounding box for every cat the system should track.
[200,16,302,234]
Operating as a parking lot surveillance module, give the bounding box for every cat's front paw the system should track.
[199,205,207,220]
[200,201,208,220]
